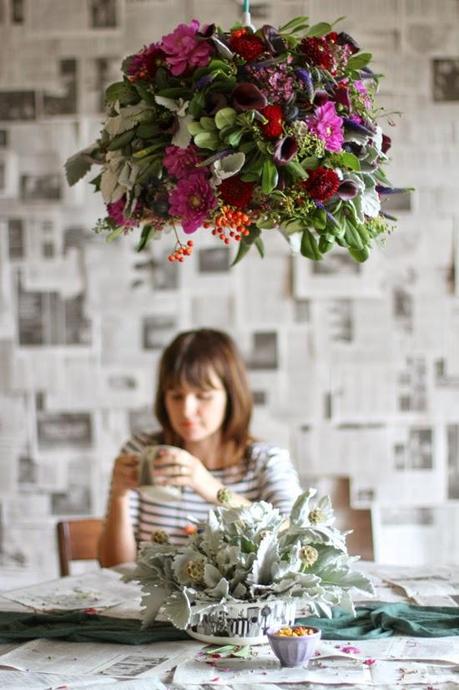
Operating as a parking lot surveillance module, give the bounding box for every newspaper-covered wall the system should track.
[0,0,459,587]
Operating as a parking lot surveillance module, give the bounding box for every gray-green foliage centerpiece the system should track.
[128,489,374,639]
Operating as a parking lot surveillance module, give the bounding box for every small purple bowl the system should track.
[267,625,321,667]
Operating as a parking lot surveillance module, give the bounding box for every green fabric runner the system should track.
[298,602,459,639]
[0,602,457,644]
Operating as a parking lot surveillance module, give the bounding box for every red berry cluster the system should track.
[230,28,265,62]
[205,207,251,244]
[167,239,194,262]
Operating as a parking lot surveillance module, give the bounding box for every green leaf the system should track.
[254,236,265,258]
[64,150,95,186]
[285,160,308,180]
[215,107,237,130]
[136,123,159,139]
[200,116,217,132]
[347,52,373,71]
[312,208,327,230]
[307,22,332,37]
[132,141,167,159]
[279,15,309,33]
[105,80,139,106]
[349,246,370,262]
[194,131,220,150]
[231,229,261,266]
[344,219,364,250]
[107,129,136,151]
[339,152,361,171]
[301,229,322,260]
[136,225,153,251]
[301,156,320,170]
[226,128,244,148]
[187,121,204,136]
[156,87,193,99]
[162,591,191,630]
[319,236,334,254]
[261,159,278,194]
[106,227,125,242]
[188,91,206,118]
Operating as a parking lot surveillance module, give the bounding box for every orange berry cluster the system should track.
[275,626,316,637]
[205,207,251,245]
[168,240,194,262]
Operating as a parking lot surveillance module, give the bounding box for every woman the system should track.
[98,329,302,567]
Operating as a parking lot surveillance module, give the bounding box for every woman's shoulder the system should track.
[246,441,291,465]
[121,430,162,454]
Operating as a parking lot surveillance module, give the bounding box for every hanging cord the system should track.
[242,0,254,29]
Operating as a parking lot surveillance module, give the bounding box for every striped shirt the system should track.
[121,432,302,546]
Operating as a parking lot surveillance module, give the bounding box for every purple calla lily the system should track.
[261,25,287,54]
[343,118,376,137]
[338,179,360,200]
[273,136,298,165]
[336,31,360,54]
[231,83,268,112]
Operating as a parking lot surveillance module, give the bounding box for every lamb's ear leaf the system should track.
[161,590,192,630]
[139,585,169,627]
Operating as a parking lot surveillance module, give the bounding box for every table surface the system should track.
[0,561,458,689]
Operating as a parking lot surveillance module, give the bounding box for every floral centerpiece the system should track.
[66,14,405,265]
[126,490,374,644]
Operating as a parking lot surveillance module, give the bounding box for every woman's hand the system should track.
[152,447,223,504]
[110,454,139,500]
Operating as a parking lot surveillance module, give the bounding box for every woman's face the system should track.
[164,370,227,444]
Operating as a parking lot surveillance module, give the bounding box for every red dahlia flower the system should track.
[259,104,284,139]
[300,36,335,72]
[220,176,255,208]
[127,43,164,81]
[230,28,265,61]
[302,167,340,202]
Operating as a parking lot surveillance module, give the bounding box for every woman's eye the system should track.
[198,393,213,401]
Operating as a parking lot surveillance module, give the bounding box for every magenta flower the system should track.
[354,80,373,109]
[307,101,344,152]
[164,144,201,179]
[168,173,216,234]
[107,196,141,228]
[161,20,213,76]
[126,42,164,81]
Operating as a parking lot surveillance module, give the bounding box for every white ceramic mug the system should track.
[138,445,182,502]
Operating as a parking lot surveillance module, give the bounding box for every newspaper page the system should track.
[173,649,372,685]
[0,639,201,679]
[0,670,167,689]
[2,569,140,612]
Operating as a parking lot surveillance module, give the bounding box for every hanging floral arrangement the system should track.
[65,11,406,265]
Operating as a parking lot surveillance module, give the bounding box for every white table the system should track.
[0,562,458,689]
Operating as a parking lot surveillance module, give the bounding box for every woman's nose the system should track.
[183,394,198,417]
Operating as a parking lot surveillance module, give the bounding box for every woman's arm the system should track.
[98,454,139,567]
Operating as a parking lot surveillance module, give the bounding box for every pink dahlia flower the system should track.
[168,173,216,234]
[107,196,141,228]
[161,20,213,76]
[163,144,201,179]
[307,101,344,152]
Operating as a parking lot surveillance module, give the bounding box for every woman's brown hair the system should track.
[154,329,252,460]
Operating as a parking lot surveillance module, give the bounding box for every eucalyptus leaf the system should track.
[194,131,220,150]
[215,107,237,130]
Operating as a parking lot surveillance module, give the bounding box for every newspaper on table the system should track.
[374,564,459,607]
[1,569,141,612]
[0,638,201,679]
[0,670,167,689]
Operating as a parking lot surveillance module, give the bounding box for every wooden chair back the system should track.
[300,475,374,561]
[57,518,104,576]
